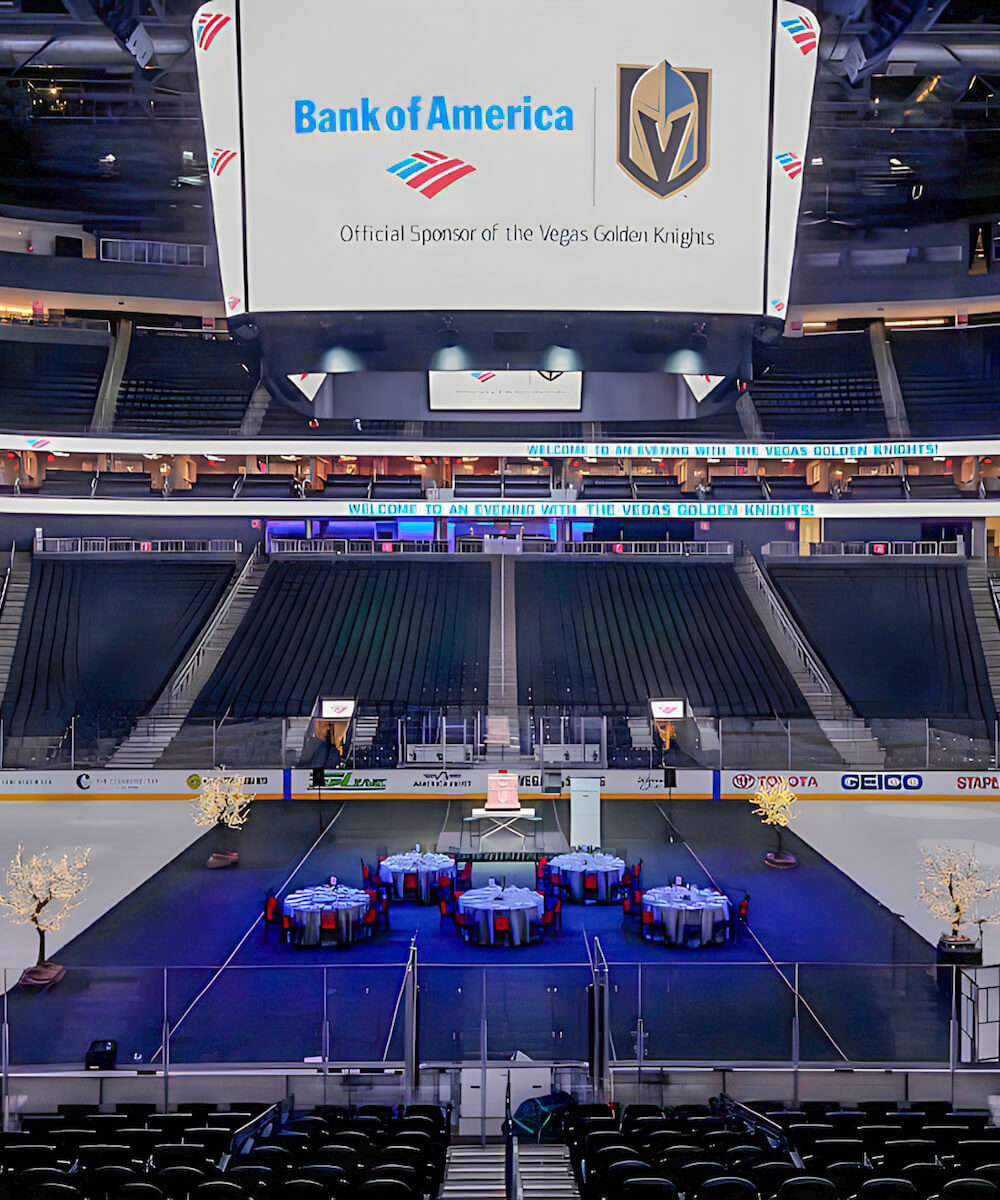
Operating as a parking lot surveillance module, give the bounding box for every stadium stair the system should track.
[107,549,270,767]
[89,317,131,432]
[968,560,1000,709]
[0,551,32,707]
[486,555,521,760]
[519,1143,580,1200]
[439,1144,506,1200]
[239,380,273,436]
[626,715,653,750]
[735,554,885,766]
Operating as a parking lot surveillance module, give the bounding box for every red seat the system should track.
[403,872,419,900]
[492,914,512,945]
[542,898,562,935]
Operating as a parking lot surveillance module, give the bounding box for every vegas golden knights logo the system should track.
[617,60,711,197]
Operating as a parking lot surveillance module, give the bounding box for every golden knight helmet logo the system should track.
[617,60,711,197]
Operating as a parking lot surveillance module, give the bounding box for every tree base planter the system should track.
[18,961,66,989]
[206,851,239,870]
[936,935,982,967]
[764,850,798,869]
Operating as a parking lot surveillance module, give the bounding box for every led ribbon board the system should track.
[194,0,818,317]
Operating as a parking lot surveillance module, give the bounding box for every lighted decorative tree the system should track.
[919,846,1000,944]
[192,773,255,868]
[751,778,799,868]
[0,845,90,973]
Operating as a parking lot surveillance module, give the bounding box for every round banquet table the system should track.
[380,851,456,902]
[548,852,625,902]
[457,884,544,947]
[641,885,731,946]
[282,885,371,946]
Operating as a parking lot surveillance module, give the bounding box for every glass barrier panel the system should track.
[327,963,409,1063]
[485,965,590,1061]
[417,965,488,1063]
[797,963,950,1063]
[165,966,324,1064]
[5,965,165,1066]
[637,962,795,1062]
[608,963,640,1062]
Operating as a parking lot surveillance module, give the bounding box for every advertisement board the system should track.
[194,0,818,316]
[429,371,582,411]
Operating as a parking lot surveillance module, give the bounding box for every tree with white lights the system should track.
[920,846,1000,940]
[750,778,798,863]
[0,845,90,966]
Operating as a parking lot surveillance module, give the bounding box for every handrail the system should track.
[564,540,734,557]
[166,546,261,704]
[741,553,833,696]
[35,536,243,555]
[0,541,15,618]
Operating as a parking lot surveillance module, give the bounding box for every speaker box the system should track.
[663,767,677,789]
[310,768,325,789]
[85,1039,117,1070]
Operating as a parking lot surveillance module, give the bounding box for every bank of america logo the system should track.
[227,296,241,311]
[196,11,230,49]
[386,151,476,198]
[775,151,803,179]
[471,371,496,383]
[781,14,817,55]
[770,299,786,314]
[210,148,237,175]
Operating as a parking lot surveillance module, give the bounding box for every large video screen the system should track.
[195,0,818,317]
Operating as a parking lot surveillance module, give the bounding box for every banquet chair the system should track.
[457,861,473,887]
[401,873,420,902]
[263,895,287,942]
[536,856,549,886]
[681,921,705,948]
[641,909,665,942]
[526,917,545,944]
[362,904,379,939]
[439,895,455,926]
[583,873,600,903]
[543,896,562,936]
[319,909,341,945]
[361,860,374,885]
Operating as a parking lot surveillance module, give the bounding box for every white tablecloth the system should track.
[457,884,545,946]
[283,885,371,946]
[548,852,625,902]
[380,851,456,901]
[641,885,730,945]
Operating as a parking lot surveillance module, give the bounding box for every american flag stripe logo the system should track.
[775,151,803,179]
[387,150,476,198]
[211,148,237,175]
[781,14,817,54]
[196,12,230,50]
[471,372,496,383]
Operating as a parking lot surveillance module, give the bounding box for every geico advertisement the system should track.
[723,771,1000,798]
[194,0,817,315]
